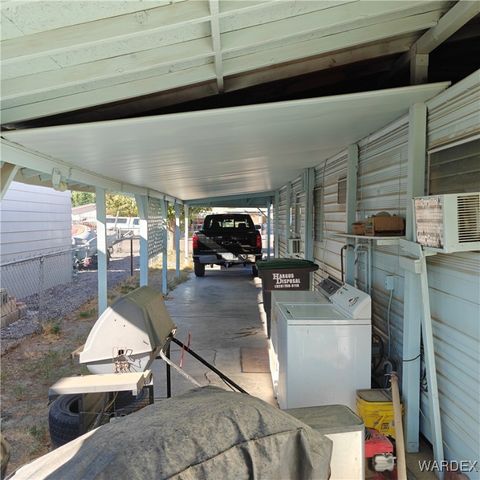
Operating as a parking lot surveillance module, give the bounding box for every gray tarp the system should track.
[12,386,332,479]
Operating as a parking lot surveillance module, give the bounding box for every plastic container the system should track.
[356,388,402,438]
[256,259,318,337]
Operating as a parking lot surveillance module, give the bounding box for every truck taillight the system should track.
[192,234,199,249]
[256,232,262,249]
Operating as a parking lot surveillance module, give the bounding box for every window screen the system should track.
[428,139,480,195]
[337,176,347,204]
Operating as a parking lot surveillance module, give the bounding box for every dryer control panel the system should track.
[330,284,371,319]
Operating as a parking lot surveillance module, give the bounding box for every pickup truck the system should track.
[192,214,263,277]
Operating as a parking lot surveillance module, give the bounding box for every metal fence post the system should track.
[38,256,45,322]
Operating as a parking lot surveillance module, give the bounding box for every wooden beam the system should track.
[1,1,211,64]
[209,0,224,93]
[226,34,416,92]
[383,0,480,84]
[1,63,216,124]
[222,1,447,54]
[1,38,214,103]
[0,162,19,200]
[415,0,480,54]
[410,51,429,85]
[224,11,442,76]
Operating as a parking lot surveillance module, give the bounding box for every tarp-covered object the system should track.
[12,386,332,480]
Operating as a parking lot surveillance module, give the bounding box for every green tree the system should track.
[106,194,138,217]
[71,191,95,207]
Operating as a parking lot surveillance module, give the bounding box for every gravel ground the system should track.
[1,245,140,349]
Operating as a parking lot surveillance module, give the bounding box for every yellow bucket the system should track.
[356,389,402,438]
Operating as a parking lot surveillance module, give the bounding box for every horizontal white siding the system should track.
[313,149,348,285]
[274,72,480,469]
[0,182,72,298]
[0,182,71,262]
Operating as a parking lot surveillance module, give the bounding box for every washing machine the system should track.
[275,283,371,410]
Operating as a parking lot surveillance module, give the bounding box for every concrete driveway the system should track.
[152,265,276,405]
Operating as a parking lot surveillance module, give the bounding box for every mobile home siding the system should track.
[0,182,72,298]
[357,116,409,372]
[274,72,480,470]
[421,71,480,467]
[313,149,348,286]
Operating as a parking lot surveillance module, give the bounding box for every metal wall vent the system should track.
[457,194,480,243]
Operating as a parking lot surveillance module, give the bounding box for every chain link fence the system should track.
[0,250,73,322]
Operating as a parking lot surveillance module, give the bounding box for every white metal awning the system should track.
[1,82,449,202]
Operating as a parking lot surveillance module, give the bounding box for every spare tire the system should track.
[113,387,151,416]
[49,394,81,448]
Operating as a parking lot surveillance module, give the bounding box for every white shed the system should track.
[0,182,72,298]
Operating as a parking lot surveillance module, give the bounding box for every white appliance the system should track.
[269,290,329,394]
[274,283,371,410]
[414,192,480,253]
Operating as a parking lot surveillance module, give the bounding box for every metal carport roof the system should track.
[1,82,448,202]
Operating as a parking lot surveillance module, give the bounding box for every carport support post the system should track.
[303,167,315,262]
[175,202,180,278]
[402,102,427,453]
[135,194,149,287]
[345,144,359,285]
[266,200,272,259]
[274,191,280,258]
[285,182,292,246]
[161,198,168,296]
[184,204,189,260]
[95,187,108,314]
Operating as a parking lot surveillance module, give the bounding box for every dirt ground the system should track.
[0,265,190,476]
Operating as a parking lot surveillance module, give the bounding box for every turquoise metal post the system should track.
[184,204,189,260]
[303,168,315,262]
[135,194,149,287]
[95,187,108,314]
[402,103,427,453]
[345,144,359,285]
[267,200,272,259]
[175,202,180,278]
[161,198,168,295]
[274,191,280,258]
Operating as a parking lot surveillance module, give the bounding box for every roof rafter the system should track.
[1,1,211,64]
[385,0,480,84]
[209,0,224,93]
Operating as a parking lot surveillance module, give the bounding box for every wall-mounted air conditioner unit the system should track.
[288,238,301,255]
[413,192,480,253]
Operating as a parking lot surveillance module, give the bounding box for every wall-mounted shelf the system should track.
[332,233,405,246]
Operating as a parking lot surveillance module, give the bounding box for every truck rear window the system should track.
[203,215,254,231]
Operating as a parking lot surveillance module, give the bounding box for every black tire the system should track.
[49,394,81,448]
[194,262,205,277]
[113,387,150,416]
[252,264,259,277]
